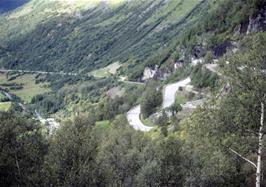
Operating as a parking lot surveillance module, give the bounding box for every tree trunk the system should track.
[256,102,264,187]
[15,152,21,186]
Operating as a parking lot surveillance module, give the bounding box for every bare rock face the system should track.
[192,45,206,59]
[212,40,233,58]
[154,68,171,80]
[234,6,266,35]
[247,7,266,34]
[142,65,159,81]
[234,22,249,35]
[142,64,173,81]
[191,58,203,66]
[174,60,185,70]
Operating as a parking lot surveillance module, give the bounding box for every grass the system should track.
[91,62,121,78]
[96,14,130,27]
[144,0,199,26]
[0,73,51,103]
[142,117,154,127]
[95,120,110,129]
[164,0,200,24]
[144,0,182,25]
[175,92,188,104]
[91,69,112,78]
[140,114,156,127]
[0,102,12,111]
[0,0,127,42]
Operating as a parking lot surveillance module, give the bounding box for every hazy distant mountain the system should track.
[0,0,29,13]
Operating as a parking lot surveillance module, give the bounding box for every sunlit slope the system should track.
[0,0,123,40]
[0,0,206,73]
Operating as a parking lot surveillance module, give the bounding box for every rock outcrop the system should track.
[212,40,233,58]
[142,64,177,81]
[247,7,266,34]
[192,45,206,59]
[142,65,159,81]
[234,6,266,35]
[191,58,203,66]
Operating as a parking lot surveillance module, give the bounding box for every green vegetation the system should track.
[144,0,199,25]
[95,120,110,129]
[0,112,185,186]
[91,62,121,78]
[140,81,162,118]
[202,0,265,33]
[91,69,111,78]
[175,92,188,104]
[179,33,266,186]
[1,32,266,186]
[0,101,11,111]
[165,64,218,91]
[0,0,205,76]
[165,65,192,84]
[0,91,9,102]
[30,73,144,120]
[191,64,219,90]
[0,112,47,186]
[180,0,266,57]
[141,116,154,127]
[0,73,50,103]
[1,0,266,186]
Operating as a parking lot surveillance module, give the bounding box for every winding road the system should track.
[1,66,217,132]
[162,77,191,108]
[127,77,192,132]
[127,106,153,132]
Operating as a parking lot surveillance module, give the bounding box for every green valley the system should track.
[0,0,266,186]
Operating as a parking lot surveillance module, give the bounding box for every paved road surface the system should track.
[0,69,81,76]
[163,77,191,109]
[127,77,192,132]
[127,105,153,132]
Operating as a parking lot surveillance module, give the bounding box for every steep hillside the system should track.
[0,0,207,74]
[181,0,266,53]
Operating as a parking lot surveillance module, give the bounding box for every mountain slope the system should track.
[0,0,207,74]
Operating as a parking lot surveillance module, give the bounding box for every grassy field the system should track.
[0,73,51,103]
[0,102,12,111]
[91,62,121,78]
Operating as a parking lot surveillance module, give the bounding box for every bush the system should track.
[141,81,162,118]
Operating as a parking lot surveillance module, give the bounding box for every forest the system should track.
[1,33,266,186]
